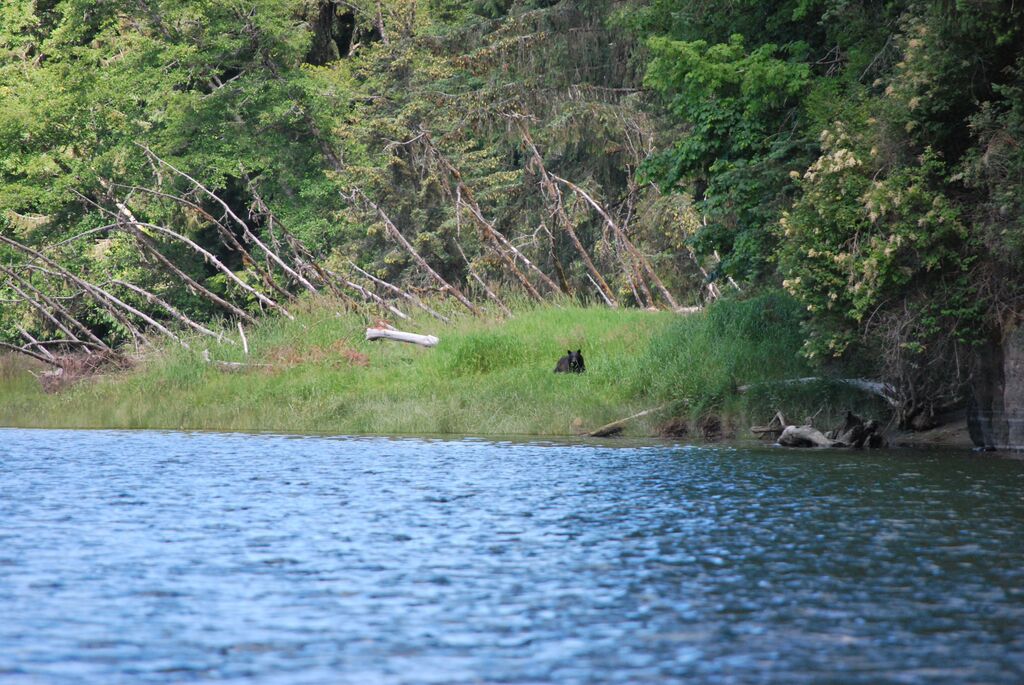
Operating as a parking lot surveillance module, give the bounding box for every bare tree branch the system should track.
[351,188,480,316]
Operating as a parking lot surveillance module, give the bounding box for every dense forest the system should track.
[2,0,1023,428]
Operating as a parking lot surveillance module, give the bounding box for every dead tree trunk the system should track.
[16,326,57,361]
[349,262,450,323]
[1,265,110,349]
[139,146,319,295]
[0,341,62,367]
[110,280,230,343]
[115,216,292,320]
[352,188,480,316]
[419,134,561,299]
[323,267,411,321]
[452,233,512,317]
[24,263,185,347]
[128,227,258,324]
[0,236,150,346]
[550,173,679,310]
[514,119,617,307]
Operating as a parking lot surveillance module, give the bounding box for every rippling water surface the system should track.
[1,428,1023,684]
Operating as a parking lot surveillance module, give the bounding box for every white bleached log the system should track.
[365,327,439,348]
[778,425,840,448]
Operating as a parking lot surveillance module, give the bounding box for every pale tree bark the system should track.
[112,209,292,320]
[352,188,480,316]
[550,173,679,310]
[25,263,185,347]
[418,132,561,299]
[0,236,149,346]
[110,280,230,344]
[17,326,56,361]
[0,266,107,349]
[452,194,512,317]
[323,267,412,321]
[349,262,450,323]
[513,119,617,307]
[0,342,62,367]
[73,186,259,323]
[117,185,296,303]
[138,146,319,295]
[129,227,258,324]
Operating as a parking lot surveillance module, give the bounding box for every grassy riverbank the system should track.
[0,295,890,437]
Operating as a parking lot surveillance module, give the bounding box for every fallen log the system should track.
[365,327,439,348]
[778,425,840,448]
[737,377,898,406]
[751,411,787,440]
[587,405,668,437]
[827,411,887,448]
[777,411,886,449]
[200,349,270,371]
[0,341,62,367]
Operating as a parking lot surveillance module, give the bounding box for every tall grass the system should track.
[0,293,889,437]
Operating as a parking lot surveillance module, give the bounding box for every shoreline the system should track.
[0,299,985,451]
[0,411,988,455]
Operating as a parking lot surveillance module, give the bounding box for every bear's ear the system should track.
[567,350,572,355]
[576,349,582,354]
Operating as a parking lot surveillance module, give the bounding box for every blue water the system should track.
[1,428,1023,684]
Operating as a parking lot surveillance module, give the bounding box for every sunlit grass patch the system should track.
[0,293,886,438]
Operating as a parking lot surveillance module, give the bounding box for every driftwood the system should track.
[778,425,840,448]
[776,411,886,449]
[751,411,788,440]
[827,411,887,448]
[365,327,439,348]
[588,405,667,437]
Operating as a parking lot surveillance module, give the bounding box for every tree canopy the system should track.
[2,0,1023,423]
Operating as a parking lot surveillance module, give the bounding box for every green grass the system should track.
[0,293,890,438]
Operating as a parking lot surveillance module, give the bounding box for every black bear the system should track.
[554,349,585,373]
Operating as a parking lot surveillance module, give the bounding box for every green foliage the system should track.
[444,332,529,376]
[641,30,814,281]
[0,298,877,436]
[635,291,810,411]
[780,133,973,355]
[962,59,1024,269]
[633,0,1024,415]
[4,0,1024,426]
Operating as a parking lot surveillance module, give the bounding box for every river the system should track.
[1,428,1022,683]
